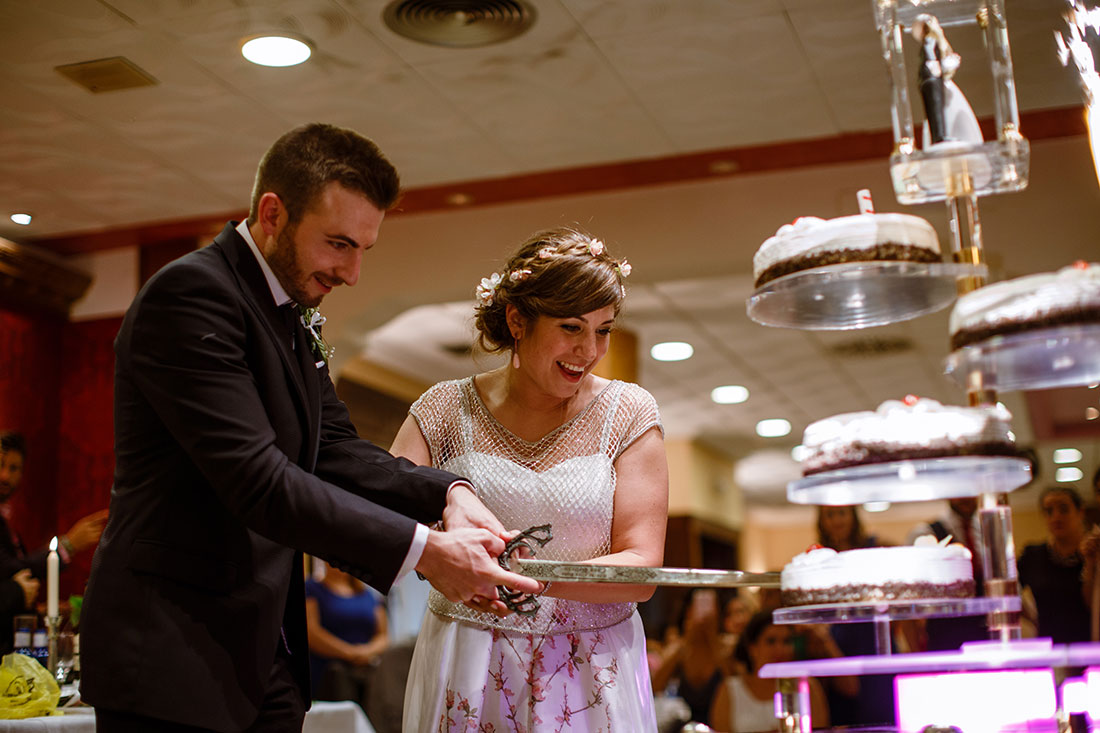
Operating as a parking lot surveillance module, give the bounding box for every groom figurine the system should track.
[80,123,539,732]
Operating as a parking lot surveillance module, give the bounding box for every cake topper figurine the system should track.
[912,14,983,148]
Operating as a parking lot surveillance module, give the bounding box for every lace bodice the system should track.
[411,376,662,634]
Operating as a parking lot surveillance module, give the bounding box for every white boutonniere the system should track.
[299,306,333,365]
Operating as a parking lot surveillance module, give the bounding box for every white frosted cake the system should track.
[949,261,1100,350]
[753,213,941,288]
[800,396,1016,476]
[781,537,975,606]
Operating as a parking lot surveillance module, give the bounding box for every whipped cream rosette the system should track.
[799,396,1016,476]
[949,261,1100,350]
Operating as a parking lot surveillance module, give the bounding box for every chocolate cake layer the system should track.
[754,244,942,289]
[781,579,975,606]
[950,304,1100,350]
[802,443,1021,476]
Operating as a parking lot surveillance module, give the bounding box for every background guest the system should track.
[0,431,107,596]
[305,561,388,711]
[719,592,756,674]
[1084,466,1100,529]
[812,506,890,726]
[709,610,828,732]
[1020,487,1090,643]
[652,588,726,726]
[818,505,876,552]
[907,497,986,650]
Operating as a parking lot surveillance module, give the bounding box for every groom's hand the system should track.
[415,527,541,611]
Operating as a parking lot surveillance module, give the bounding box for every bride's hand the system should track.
[442,482,509,539]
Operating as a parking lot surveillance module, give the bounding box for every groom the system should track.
[80,123,539,732]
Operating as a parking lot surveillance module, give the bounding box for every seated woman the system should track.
[305,561,389,710]
[710,610,828,733]
[651,588,726,726]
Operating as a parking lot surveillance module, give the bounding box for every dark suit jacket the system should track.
[0,513,50,581]
[0,512,50,655]
[80,224,455,732]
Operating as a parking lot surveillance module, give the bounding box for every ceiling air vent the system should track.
[383,0,536,47]
[55,57,158,93]
[827,336,914,358]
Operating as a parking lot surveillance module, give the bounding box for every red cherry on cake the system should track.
[903,394,920,406]
[1073,260,1089,270]
[805,543,825,552]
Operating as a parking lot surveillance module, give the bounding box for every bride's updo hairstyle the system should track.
[474,226,631,355]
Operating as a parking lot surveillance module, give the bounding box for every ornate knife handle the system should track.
[496,524,553,616]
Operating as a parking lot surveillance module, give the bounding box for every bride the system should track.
[392,226,669,731]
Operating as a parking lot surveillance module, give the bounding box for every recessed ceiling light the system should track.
[711,385,749,404]
[1054,448,1083,464]
[756,418,791,438]
[1056,466,1084,482]
[10,213,31,225]
[241,35,312,67]
[863,501,891,512]
[650,342,693,362]
[1087,407,1099,420]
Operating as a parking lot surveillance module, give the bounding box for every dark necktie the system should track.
[279,303,299,350]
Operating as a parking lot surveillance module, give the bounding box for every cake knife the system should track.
[496,524,779,615]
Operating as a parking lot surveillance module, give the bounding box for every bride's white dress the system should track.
[402,377,662,732]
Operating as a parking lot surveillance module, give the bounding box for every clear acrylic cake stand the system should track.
[875,0,1030,205]
[944,323,1100,392]
[759,638,1100,680]
[774,597,1022,656]
[746,261,987,330]
[787,455,1032,506]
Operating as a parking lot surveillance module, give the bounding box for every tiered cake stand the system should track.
[743,2,1099,731]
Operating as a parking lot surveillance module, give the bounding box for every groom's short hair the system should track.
[248,123,400,226]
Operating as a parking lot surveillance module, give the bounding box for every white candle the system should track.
[856,188,875,215]
[47,536,59,618]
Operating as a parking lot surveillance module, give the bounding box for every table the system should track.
[0,701,375,733]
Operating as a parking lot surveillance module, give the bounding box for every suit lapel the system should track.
[291,317,322,471]
[212,224,321,468]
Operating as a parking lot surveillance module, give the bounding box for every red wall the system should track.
[0,308,118,599]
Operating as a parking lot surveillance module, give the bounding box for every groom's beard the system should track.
[268,225,320,308]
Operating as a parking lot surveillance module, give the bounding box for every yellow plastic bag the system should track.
[0,653,59,719]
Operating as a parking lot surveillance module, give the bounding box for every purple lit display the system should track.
[895,669,1057,733]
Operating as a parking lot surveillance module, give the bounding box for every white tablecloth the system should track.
[0,701,375,733]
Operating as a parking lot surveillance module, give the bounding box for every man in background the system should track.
[908,497,987,650]
[0,431,105,652]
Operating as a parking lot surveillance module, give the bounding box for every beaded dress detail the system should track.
[403,376,662,732]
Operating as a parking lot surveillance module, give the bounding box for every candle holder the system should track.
[45,615,60,681]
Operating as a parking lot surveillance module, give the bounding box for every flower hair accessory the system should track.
[476,272,503,305]
[617,260,632,278]
[509,269,531,283]
[587,239,605,257]
[537,247,554,259]
[299,306,333,365]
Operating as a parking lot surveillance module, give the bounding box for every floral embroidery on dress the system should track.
[435,628,623,732]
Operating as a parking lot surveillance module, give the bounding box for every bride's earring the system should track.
[512,335,521,369]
